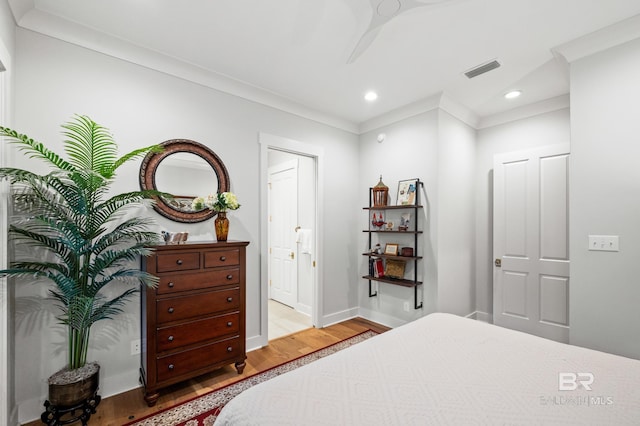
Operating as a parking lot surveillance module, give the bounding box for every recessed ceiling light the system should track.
[504,90,522,99]
[364,91,378,102]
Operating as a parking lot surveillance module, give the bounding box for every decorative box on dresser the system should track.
[140,240,250,406]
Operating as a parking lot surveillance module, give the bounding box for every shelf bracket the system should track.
[368,280,377,298]
[414,286,423,309]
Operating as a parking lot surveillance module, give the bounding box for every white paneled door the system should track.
[493,144,570,342]
[268,160,298,308]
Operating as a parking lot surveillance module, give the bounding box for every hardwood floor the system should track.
[26,317,388,426]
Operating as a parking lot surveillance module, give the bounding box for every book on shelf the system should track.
[373,258,384,278]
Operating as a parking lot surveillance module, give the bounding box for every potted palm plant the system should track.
[0,115,163,423]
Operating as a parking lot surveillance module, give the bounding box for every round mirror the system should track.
[139,139,230,223]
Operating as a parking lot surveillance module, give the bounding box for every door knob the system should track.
[290,252,295,260]
[495,258,502,267]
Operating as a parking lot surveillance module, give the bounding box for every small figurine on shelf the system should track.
[399,212,411,231]
[371,212,385,230]
[372,243,382,254]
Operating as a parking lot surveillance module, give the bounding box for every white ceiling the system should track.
[9,0,640,131]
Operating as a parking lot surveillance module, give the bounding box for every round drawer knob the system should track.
[168,364,174,370]
[227,321,233,327]
[220,256,226,261]
[227,297,233,302]
[176,259,183,265]
[168,282,175,288]
[226,274,233,280]
[226,346,233,352]
[168,307,174,313]
[168,335,174,342]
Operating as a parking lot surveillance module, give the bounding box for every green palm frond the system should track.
[62,115,118,178]
[90,288,138,323]
[109,144,163,176]
[91,191,162,226]
[93,250,158,283]
[93,269,159,288]
[0,127,75,172]
[92,219,160,255]
[0,266,54,280]
[7,229,77,268]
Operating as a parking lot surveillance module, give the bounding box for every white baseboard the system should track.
[319,307,359,328]
[246,334,267,352]
[466,311,492,323]
[295,303,312,317]
[357,308,409,329]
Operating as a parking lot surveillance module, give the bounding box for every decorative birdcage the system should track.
[372,175,389,207]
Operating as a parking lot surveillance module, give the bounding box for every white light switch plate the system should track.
[588,235,619,252]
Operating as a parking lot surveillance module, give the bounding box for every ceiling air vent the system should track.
[464,60,501,79]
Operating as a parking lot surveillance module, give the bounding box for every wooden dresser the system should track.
[140,240,250,406]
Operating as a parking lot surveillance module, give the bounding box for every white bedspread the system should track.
[215,313,640,425]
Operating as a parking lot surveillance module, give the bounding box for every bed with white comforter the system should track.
[215,313,640,425]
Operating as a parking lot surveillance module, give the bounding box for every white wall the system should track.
[475,108,570,318]
[357,108,476,326]
[12,28,359,423]
[569,37,640,359]
[358,111,439,326]
[436,110,476,316]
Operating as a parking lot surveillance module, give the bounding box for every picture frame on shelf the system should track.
[384,243,399,255]
[385,259,406,279]
[396,179,418,206]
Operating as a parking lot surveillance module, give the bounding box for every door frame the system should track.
[0,46,14,426]
[258,133,324,347]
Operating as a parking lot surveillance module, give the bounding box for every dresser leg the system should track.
[235,361,246,374]
[144,391,160,407]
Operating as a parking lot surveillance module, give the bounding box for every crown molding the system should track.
[553,13,640,63]
[358,93,442,134]
[12,6,360,134]
[478,94,569,129]
[439,93,480,129]
[7,0,33,23]
[358,92,479,134]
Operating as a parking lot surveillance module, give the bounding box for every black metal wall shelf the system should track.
[363,180,424,310]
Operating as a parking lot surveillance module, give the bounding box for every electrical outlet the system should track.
[131,339,141,355]
[403,301,410,312]
[588,235,619,252]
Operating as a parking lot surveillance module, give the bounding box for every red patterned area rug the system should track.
[126,330,378,426]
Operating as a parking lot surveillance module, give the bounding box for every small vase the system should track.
[215,211,229,242]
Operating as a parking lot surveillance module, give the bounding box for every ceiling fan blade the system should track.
[347,26,382,64]
[347,0,451,63]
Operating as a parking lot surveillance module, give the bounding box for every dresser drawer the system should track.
[156,252,200,273]
[204,249,240,268]
[156,336,243,382]
[156,312,240,352]
[156,268,240,295]
[156,288,240,324]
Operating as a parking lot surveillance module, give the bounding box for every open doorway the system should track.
[267,150,314,339]
[259,132,323,346]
